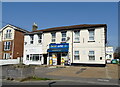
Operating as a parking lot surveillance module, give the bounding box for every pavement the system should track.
[2,64,120,86]
[46,64,118,79]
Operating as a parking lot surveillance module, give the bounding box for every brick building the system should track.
[0,24,28,60]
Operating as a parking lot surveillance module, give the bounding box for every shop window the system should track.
[51,32,56,42]
[89,51,95,60]
[74,51,80,60]
[30,35,34,44]
[61,31,66,42]
[49,53,52,57]
[38,34,42,43]
[88,29,95,41]
[32,54,39,61]
[30,54,41,61]
[74,30,80,42]
[62,53,67,56]
[4,41,11,51]
[39,56,42,61]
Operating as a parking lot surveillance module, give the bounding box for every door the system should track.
[43,54,47,64]
[57,53,61,65]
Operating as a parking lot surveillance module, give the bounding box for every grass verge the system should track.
[20,76,54,82]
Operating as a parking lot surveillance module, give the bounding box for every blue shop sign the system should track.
[49,43,69,49]
[47,43,69,52]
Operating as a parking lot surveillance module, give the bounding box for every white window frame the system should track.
[88,29,95,41]
[74,30,80,42]
[30,35,34,44]
[38,34,42,44]
[5,29,12,39]
[74,51,80,60]
[61,31,67,42]
[3,53,10,59]
[51,32,56,42]
[4,41,11,51]
[88,51,95,60]
[29,54,42,61]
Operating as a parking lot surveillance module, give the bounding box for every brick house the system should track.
[0,24,28,60]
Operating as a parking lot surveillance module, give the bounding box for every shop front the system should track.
[47,43,69,65]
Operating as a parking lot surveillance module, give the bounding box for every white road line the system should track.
[105,66,112,79]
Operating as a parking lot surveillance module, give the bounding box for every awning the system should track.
[47,48,68,52]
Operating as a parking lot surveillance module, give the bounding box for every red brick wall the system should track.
[13,30,24,59]
[2,41,13,59]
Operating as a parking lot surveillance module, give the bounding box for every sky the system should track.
[2,2,118,50]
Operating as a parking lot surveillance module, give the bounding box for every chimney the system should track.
[32,22,38,31]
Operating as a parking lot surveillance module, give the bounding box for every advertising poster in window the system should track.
[61,57,65,65]
[52,54,57,65]
[49,58,53,65]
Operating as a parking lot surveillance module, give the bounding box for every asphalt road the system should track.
[1,64,120,87]
[2,80,120,87]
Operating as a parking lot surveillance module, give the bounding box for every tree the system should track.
[114,47,120,59]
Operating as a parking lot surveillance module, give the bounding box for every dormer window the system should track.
[5,29,12,39]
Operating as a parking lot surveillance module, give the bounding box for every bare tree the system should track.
[114,47,120,59]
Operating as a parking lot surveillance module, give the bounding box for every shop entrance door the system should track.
[43,54,47,64]
[57,53,61,65]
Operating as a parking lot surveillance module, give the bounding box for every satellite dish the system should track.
[66,37,70,41]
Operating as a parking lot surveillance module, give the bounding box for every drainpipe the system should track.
[72,30,73,64]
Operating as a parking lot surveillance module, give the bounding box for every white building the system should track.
[106,46,114,63]
[23,24,45,65]
[23,24,107,65]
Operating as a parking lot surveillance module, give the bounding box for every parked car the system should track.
[111,59,119,64]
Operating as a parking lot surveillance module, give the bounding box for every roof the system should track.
[32,24,107,33]
[24,24,107,43]
[0,24,29,33]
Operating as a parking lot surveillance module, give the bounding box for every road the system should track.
[1,64,120,87]
[2,79,120,87]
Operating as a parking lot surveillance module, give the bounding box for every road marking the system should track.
[105,66,112,79]
[97,79,110,82]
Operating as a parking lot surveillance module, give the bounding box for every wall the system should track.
[106,47,114,60]
[43,27,106,64]
[13,30,24,59]
[1,27,15,59]
[2,26,15,41]
[0,58,19,65]
[0,32,2,59]
[73,27,106,64]
[0,42,2,59]
[0,32,2,41]
[2,40,13,59]
[23,34,43,65]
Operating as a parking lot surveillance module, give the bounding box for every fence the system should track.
[0,58,20,65]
